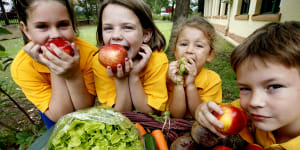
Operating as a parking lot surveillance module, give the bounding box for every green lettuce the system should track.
[43,107,144,150]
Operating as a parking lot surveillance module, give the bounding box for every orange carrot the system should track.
[135,123,147,137]
[151,129,169,150]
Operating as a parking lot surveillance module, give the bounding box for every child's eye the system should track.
[179,43,187,46]
[268,84,282,90]
[124,26,134,30]
[58,22,70,27]
[239,87,251,95]
[196,44,203,48]
[103,27,112,31]
[239,87,251,91]
[36,24,47,29]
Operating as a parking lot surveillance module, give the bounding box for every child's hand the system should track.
[130,44,152,75]
[168,61,183,85]
[183,56,198,85]
[195,101,226,138]
[24,42,45,65]
[40,42,80,78]
[106,57,131,79]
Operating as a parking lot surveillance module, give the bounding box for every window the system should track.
[240,0,250,14]
[218,0,222,16]
[261,0,281,14]
[224,3,228,15]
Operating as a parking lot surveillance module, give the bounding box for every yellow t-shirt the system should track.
[10,37,98,112]
[231,99,300,150]
[256,130,300,150]
[92,50,169,111]
[167,67,222,104]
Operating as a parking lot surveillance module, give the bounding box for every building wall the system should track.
[204,0,300,46]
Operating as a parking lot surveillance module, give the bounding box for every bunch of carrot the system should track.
[135,123,169,150]
[122,112,192,142]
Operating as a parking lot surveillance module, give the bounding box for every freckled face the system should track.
[101,4,147,59]
[237,58,300,132]
[175,26,213,72]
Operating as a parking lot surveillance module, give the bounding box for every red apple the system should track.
[246,144,264,150]
[98,44,128,71]
[214,105,247,135]
[212,145,233,150]
[45,38,73,57]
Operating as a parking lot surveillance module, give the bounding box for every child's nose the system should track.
[49,28,62,39]
[249,90,266,108]
[111,28,122,41]
[185,45,193,53]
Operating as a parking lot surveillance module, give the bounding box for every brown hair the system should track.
[231,21,300,73]
[96,0,166,51]
[14,0,77,44]
[169,15,216,56]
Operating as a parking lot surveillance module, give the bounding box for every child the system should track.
[195,21,300,149]
[93,0,168,114]
[10,0,98,129]
[167,16,222,118]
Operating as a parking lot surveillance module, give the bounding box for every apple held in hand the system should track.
[98,44,128,72]
[214,105,247,135]
[45,38,73,57]
[212,145,233,150]
[246,144,264,150]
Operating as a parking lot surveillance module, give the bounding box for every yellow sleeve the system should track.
[75,37,98,96]
[10,50,51,112]
[196,69,222,104]
[143,51,169,111]
[92,53,116,107]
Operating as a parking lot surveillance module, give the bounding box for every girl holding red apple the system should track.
[167,16,222,119]
[11,0,98,129]
[195,21,300,149]
[93,0,168,114]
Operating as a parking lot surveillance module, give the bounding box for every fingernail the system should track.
[118,65,121,68]
[125,58,129,62]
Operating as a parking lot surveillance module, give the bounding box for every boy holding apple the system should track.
[195,21,300,149]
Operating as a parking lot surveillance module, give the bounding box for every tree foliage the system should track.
[144,0,170,14]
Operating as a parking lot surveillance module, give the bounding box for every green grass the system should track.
[206,36,239,102]
[0,38,24,57]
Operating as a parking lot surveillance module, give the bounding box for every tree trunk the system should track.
[173,0,190,23]
[198,0,204,16]
[0,0,9,25]
[166,0,190,60]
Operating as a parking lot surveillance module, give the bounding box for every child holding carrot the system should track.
[93,0,168,113]
[195,21,300,149]
[167,16,222,118]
